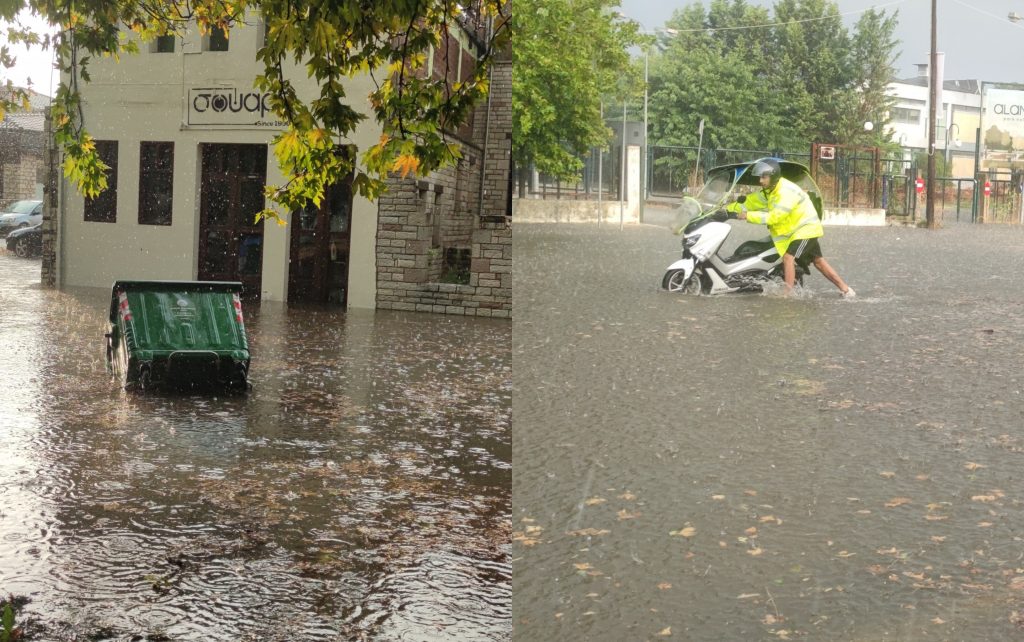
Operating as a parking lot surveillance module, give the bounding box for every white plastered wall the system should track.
[60,18,381,307]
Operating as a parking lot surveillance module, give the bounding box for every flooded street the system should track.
[0,252,510,640]
[514,218,1024,641]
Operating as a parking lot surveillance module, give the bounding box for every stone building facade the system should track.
[374,58,512,318]
[0,91,46,208]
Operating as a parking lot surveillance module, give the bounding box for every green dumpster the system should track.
[105,280,251,391]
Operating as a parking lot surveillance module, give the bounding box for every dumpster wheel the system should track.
[138,366,153,392]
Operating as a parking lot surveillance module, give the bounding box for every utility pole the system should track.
[925,0,938,229]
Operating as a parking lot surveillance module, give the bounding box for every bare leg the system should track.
[782,254,796,295]
[812,256,851,294]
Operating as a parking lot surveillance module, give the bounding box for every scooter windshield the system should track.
[696,170,736,210]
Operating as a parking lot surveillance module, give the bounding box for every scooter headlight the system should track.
[683,234,700,248]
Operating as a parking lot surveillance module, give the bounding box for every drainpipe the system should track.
[477,16,495,217]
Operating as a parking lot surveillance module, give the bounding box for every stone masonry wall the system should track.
[374,57,512,318]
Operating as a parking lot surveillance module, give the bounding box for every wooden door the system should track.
[288,180,352,305]
[198,144,267,298]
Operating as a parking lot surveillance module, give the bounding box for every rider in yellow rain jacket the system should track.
[727,159,855,298]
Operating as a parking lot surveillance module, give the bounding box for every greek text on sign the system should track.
[819,145,836,160]
[187,87,287,128]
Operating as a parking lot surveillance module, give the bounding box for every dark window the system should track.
[84,140,118,223]
[207,27,229,52]
[139,141,174,225]
[155,35,175,53]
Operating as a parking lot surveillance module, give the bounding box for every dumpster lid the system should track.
[109,280,244,323]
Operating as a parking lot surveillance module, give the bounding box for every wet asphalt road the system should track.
[514,213,1024,641]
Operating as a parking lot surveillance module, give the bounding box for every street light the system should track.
[640,27,678,223]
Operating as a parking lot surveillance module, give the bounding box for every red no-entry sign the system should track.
[984,181,992,196]
[915,178,924,194]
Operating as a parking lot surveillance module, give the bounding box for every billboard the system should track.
[980,84,1024,170]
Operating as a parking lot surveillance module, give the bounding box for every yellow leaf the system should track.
[885,497,912,508]
[964,462,986,471]
[584,497,606,506]
[931,617,946,624]
[971,495,998,503]
[747,547,764,556]
[657,582,672,590]
[617,509,640,521]
[619,491,637,501]
[711,494,725,501]
[573,563,592,571]
[879,471,896,479]
[392,153,420,179]
[656,627,672,637]
[670,526,696,538]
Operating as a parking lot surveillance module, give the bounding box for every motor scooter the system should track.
[662,158,823,295]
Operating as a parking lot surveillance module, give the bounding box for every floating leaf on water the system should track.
[745,527,758,536]
[971,495,998,503]
[964,462,986,471]
[879,471,896,479]
[670,526,696,538]
[617,509,641,521]
[567,528,610,537]
[711,494,726,501]
[619,491,637,501]
[837,551,856,558]
[584,497,607,506]
[656,627,672,637]
[885,497,912,508]
[747,547,764,556]
[925,515,948,521]
[978,521,994,528]
[657,582,672,590]
[737,593,761,599]
[574,563,592,571]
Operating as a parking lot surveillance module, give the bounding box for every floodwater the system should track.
[0,251,510,641]
[514,216,1024,641]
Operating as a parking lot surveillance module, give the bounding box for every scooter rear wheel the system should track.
[662,269,698,293]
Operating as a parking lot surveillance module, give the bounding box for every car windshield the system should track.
[5,201,40,215]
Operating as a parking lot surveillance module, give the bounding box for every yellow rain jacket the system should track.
[728,177,823,256]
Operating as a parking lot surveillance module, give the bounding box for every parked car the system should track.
[0,200,43,237]
[5,223,42,258]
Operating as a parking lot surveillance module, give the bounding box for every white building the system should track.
[886,66,981,178]
[50,16,513,318]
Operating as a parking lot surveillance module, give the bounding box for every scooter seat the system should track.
[723,239,778,263]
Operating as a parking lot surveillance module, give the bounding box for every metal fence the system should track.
[523,144,1024,224]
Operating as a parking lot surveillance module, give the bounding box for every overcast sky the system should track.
[1,11,58,97]
[618,0,1024,84]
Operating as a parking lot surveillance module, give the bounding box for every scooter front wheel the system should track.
[662,269,698,293]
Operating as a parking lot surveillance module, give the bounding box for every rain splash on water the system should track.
[514,220,1024,641]
[0,252,510,641]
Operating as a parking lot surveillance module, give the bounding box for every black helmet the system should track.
[751,159,781,189]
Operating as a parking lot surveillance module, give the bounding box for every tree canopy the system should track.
[512,0,641,182]
[0,0,510,222]
[648,0,899,153]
